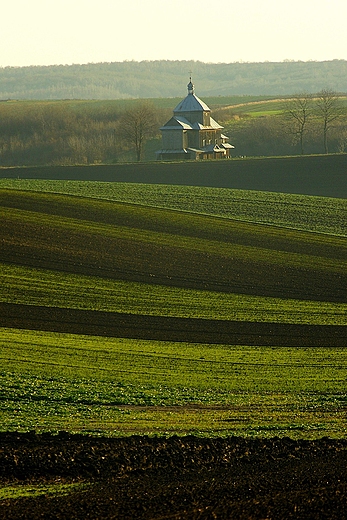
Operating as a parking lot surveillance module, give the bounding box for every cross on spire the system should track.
[187,73,194,95]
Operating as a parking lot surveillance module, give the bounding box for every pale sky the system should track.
[2,0,347,67]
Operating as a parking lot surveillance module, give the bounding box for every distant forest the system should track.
[1,60,347,100]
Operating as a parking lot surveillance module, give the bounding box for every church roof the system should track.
[173,94,211,113]
[160,116,193,130]
[195,117,223,130]
[161,115,223,131]
[173,78,211,113]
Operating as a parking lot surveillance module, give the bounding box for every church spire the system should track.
[187,75,194,95]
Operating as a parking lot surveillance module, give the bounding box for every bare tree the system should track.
[336,123,347,153]
[315,89,343,154]
[284,93,312,155]
[120,102,158,161]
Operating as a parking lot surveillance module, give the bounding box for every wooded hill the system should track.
[1,60,347,100]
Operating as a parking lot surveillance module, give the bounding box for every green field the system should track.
[2,262,347,324]
[1,181,346,438]
[1,328,347,438]
[221,96,347,116]
[2,153,347,199]
[1,179,346,235]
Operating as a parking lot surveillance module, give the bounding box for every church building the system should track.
[156,78,234,160]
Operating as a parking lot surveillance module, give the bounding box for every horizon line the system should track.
[1,58,346,69]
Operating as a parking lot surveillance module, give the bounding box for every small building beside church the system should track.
[156,78,234,160]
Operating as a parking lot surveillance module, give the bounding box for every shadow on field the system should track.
[1,302,346,347]
[1,154,347,198]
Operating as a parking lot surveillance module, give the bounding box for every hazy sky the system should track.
[3,0,347,67]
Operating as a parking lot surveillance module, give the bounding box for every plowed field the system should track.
[1,433,346,519]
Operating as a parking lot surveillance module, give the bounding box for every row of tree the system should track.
[0,101,164,165]
[224,90,347,157]
[0,91,345,166]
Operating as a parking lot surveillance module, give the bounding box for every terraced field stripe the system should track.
[1,303,346,347]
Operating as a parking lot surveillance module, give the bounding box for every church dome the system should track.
[173,78,211,113]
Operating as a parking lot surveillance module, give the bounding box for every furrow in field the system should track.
[1,303,346,347]
[1,194,346,302]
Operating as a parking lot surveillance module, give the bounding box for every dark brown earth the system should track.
[1,433,347,519]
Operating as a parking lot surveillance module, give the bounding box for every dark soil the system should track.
[1,433,346,519]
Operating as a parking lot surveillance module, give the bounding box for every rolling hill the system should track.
[1,185,346,439]
[1,188,346,340]
[1,153,347,198]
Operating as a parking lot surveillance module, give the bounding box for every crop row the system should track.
[1,186,346,437]
[1,263,347,325]
[0,179,346,236]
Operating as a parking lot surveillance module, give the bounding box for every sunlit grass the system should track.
[1,185,346,439]
[1,263,347,325]
[1,181,346,236]
[0,482,90,501]
[248,110,284,117]
[1,328,346,438]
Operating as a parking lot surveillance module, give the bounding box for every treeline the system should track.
[0,96,346,166]
[0,100,169,165]
[226,116,347,157]
[1,60,347,100]
[223,94,347,157]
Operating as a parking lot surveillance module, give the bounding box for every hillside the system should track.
[1,187,346,440]
[1,185,347,516]
[1,188,346,344]
[1,96,346,165]
[1,60,347,99]
[1,178,346,236]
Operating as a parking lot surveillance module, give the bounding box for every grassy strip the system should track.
[2,189,346,255]
[0,483,89,501]
[1,263,347,325]
[0,180,346,236]
[2,328,347,392]
[1,186,346,438]
[2,205,346,274]
[1,328,346,438]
